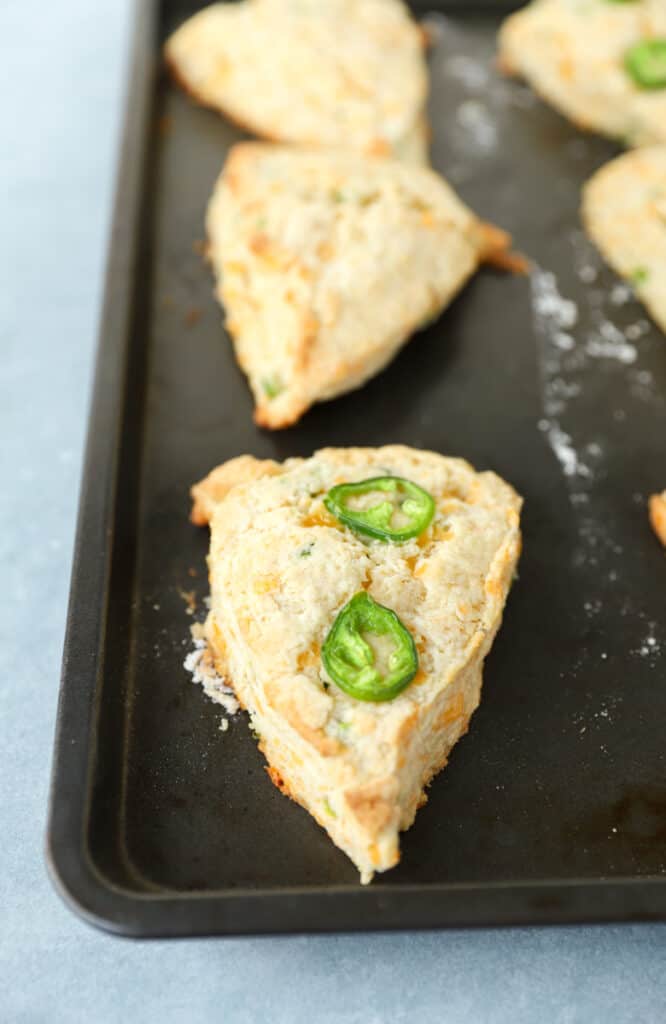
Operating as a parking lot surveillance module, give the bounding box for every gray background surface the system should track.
[1,1,665,1020]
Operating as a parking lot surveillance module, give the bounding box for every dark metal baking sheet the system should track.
[47,0,666,937]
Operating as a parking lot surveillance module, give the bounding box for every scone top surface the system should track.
[583,145,666,334]
[206,143,502,429]
[499,0,666,147]
[165,0,428,162]
[195,446,522,882]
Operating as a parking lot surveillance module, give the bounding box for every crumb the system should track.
[178,588,197,615]
[193,239,207,256]
[190,621,206,642]
[188,567,198,578]
[578,265,597,284]
[219,718,229,733]
[185,307,201,327]
[184,636,240,716]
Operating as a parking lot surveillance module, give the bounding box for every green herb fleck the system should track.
[630,266,650,287]
[298,543,314,558]
[261,374,284,399]
[323,798,337,818]
[255,216,267,230]
[331,189,345,203]
[337,720,351,731]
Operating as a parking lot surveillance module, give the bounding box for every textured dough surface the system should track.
[192,446,522,883]
[498,0,666,147]
[582,146,666,334]
[206,143,510,428]
[165,0,429,163]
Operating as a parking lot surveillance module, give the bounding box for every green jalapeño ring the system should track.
[625,39,666,90]
[324,476,435,543]
[322,592,418,702]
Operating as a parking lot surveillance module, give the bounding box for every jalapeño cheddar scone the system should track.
[191,446,522,883]
[205,143,515,429]
[498,0,666,148]
[165,0,430,164]
[583,146,666,335]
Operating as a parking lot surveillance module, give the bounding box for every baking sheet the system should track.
[47,0,666,936]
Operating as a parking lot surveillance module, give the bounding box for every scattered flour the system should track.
[635,629,662,661]
[184,632,240,718]
[443,53,490,90]
[530,258,663,668]
[610,283,632,306]
[455,100,497,151]
[585,321,637,364]
[425,16,664,738]
[625,320,650,342]
[531,269,593,482]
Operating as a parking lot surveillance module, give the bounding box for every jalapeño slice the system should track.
[322,592,418,702]
[324,476,435,542]
[625,39,666,89]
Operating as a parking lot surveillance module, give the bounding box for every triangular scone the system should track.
[498,0,666,147]
[582,146,666,335]
[165,0,429,164]
[191,446,522,883]
[206,143,514,429]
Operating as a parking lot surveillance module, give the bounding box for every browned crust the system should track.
[495,52,518,78]
[190,455,282,525]
[266,764,294,798]
[344,780,398,833]
[395,708,419,748]
[166,53,425,162]
[165,52,287,144]
[264,680,342,757]
[294,311,320,373]
[649,492,666,548]
[253,401,306,431]
[477,222,530,274]
[418,23,434,51]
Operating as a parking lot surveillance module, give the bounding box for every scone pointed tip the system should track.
[477,222,530,274]
[253,404,298,431]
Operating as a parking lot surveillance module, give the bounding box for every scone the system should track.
[165,0,430,164]
[206,143,515,429]
[498,0,666,147]
[191,445,522,883]
[582,146,666,334]
[650,491,666,547]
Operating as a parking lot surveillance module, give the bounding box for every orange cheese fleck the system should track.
[254,573,280,594]
[437,692,466,728]
[301,508,340,530]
